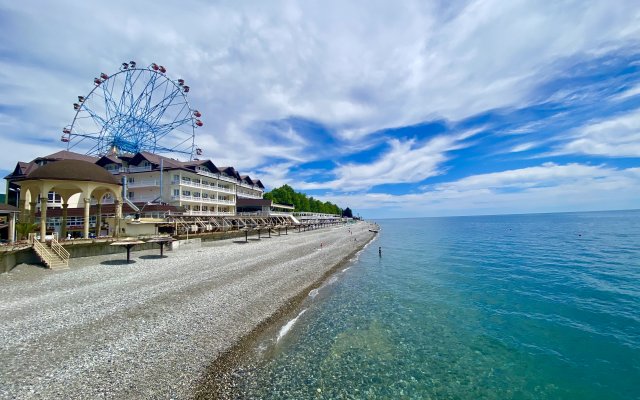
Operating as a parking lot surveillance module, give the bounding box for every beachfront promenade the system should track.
[0,222,375,399]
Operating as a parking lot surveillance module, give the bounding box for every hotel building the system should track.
[4,150,266,236]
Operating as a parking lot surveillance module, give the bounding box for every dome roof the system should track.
[26,159,120,185]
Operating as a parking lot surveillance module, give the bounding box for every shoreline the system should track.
[0,222,375,399]
[192,230,377,399]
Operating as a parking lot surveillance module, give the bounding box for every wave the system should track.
[277,309,307,342]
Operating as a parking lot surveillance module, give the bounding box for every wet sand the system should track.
[0,222,375,399]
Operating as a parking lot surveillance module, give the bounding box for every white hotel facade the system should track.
[99,152,265,216]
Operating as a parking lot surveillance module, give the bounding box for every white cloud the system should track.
[319,163,640,217]
[560,109,640,157]
[250,162,297,190]
[1,0,639,169]
[295,128,481,191]
[509,142,538,152]
[611,83,640,101]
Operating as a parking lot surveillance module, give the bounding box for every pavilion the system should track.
[14,160,123,242]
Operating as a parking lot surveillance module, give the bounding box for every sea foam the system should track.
[277,309,307,342]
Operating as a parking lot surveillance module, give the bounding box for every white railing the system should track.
[29,235,68,269]
[172,195,235,205]
[127,165,153,173]
[50,237,70,264]
[212,186,235,194]
[196,169,238,184]
[293,212,341,217]
[173,195,195,201]
[201,197,234,205]
[237,193,263,199]
[237,182,255,190]
[237,182,264,193]
[127,180,161,188]
[127,195,159,203]
[173,179,235,194]
[182,210,235,216]
[108,166,153,174]
[180,180,202,188]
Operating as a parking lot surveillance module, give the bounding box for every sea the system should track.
[225,210,640,399]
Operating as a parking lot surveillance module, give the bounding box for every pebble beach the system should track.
[0,222,375,399]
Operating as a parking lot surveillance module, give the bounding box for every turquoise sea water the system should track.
[230,211,640,399]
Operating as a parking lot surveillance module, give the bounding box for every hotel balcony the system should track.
[171,195,235,205]
[237,182,262,190]
[196,169,238,184]
[126,165,153,173]
[127,179,161,188]
[237,193,263,199]
[108,165,153,174]
[172,180,235,194]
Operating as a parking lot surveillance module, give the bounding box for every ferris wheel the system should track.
[62,61,203,159]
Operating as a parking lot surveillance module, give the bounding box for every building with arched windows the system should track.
[4,150,267,239]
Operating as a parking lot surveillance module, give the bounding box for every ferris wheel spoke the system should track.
[83,107,108,128]
[101,77,119,122]
[126,70,157,118]
[148,98,189,130]
[155,134,194,153]
[146,85,183,119]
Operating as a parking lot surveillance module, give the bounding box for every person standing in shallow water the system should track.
[379,246,382,257]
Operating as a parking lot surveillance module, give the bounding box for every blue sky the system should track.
[1,1,639,218]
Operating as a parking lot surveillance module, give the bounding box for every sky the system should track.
[1,0,639,218]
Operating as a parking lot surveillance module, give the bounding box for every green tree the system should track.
[15,222,39,240]
[263,185,347,215]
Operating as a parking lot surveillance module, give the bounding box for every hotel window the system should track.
[193,192,201,198]
[182,190,191,196]
[47,192,61,203]
[202,206,208,211]
[128,192,134,199]
[173,189,180,196]
[202,193,209,198]
[128,177,134,183]
[174,174,179,181]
